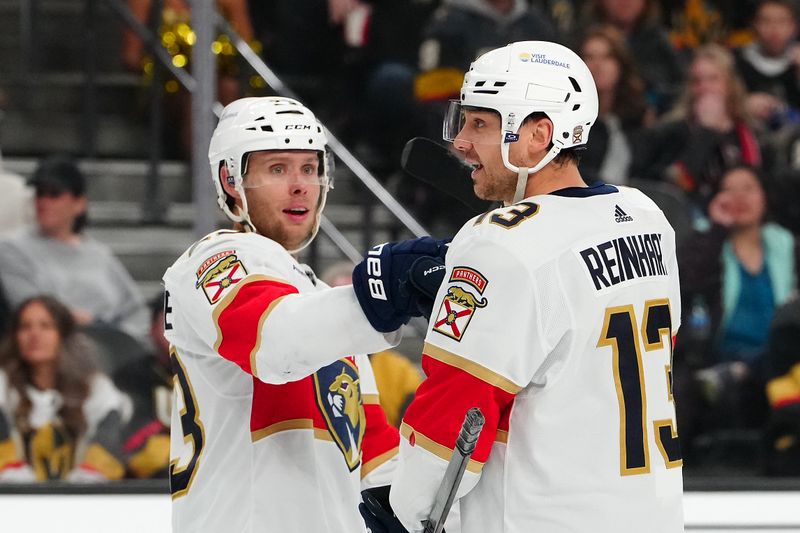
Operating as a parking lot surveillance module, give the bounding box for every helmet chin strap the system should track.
[508,144,562,204]
[511,166,529,205]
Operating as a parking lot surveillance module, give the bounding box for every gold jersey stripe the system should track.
[82,443,125,480]
[360,446,398,479]
[362,394,380,405]
[314,429,334,442]
[423,342,523,395]
[251,418,314,442]
[249,295,289,379]
[400,422,484,474]
[767,372,800,405]
[0,439,19,470]
[212,273,292,379]
[495,429,509,444]
[128,434,170,479]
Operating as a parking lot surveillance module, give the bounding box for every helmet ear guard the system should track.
[445,41,599,203]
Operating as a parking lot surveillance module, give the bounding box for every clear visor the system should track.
[241,150,335,189]
[442,100,506,145]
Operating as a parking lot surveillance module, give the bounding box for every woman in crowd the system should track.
[580,0,684,112]
[0,296,129,482]
[633,45,764,212]
[577,25,651,184]
[676,165,798,451]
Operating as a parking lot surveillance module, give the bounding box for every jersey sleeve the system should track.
[356,353,399,488]
[0,372,25,476]
[390,232,546,531]
[164,233,402,384]
[76,374,130,480]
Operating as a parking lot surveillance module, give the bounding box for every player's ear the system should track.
[529,116,554,154]
[219,162,241,199]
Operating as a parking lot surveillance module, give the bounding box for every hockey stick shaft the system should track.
[423,408,485,533]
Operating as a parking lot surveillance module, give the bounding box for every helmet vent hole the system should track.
[276,110,303,115]
[493,81,506,87]
[475,80,486,87]
[284,138,291,144]
[474,90,499,95]
[254,116,266,121]
[572,104,581,111]
[308,139,313,144]
[568,76,582,92]
[564,93,571,102]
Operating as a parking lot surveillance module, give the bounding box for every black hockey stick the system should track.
[423,407,485,533]
[400,137,494,215]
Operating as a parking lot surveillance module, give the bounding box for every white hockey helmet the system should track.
[208,96,333,252]
[443,41,598,203]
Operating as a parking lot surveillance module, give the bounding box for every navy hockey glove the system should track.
[359,487,409,533]
[352,237,449,332]
[401,255,447,319]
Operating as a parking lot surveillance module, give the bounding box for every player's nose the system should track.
[452,132,472,152]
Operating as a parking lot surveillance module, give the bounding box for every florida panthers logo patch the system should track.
[314,359,365,471]
[195,250,248,304]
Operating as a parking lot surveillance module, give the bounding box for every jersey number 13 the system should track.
[598,298,682,476]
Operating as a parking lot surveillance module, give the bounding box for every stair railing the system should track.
[103,1,427,260]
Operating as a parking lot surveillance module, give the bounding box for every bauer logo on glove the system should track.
[352,237,450,332]
[366,243,389,301]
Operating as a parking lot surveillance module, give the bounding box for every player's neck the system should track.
[524,162,586,197]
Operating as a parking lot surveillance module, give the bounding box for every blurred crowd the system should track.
[1,0,800,483]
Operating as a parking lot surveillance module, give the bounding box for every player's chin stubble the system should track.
[473,171,516,203]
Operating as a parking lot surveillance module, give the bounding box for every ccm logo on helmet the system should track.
[285,124,312,130]
[366,243,387,301]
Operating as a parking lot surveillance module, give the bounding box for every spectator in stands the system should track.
[577,25,652,184]
[665,0,759,50]
[122,0,255,101]
[113,295,171,479]
[0,156,150,346]
[321,261,423,427]
[347,0,442,174]
[0,156,34,236]
[633,44,763,213]
[0,296,130,482]
[735,0,800,132]
[122,0,256,157]
[394,0,557,228]
[579,0,684,113]
[415,0,557,104]
[763,296,800,475]
[677,165,798,448]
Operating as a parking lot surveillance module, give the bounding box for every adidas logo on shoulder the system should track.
[614,205,634,223]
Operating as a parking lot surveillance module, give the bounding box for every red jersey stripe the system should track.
[402,350,516,464]
[361,402,400,478]
[213,275,298,376]
[250,376,327,440]
[423,342,523,394]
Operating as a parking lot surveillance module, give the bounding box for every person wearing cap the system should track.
[358,41,683,533]
[0,155,149,345]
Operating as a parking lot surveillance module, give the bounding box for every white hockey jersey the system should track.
[390,184,684,533]
[0,370,129,482]
[163,230,401,533]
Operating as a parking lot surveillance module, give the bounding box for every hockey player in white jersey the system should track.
[163,97,448,532]
[359,41,684,533]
